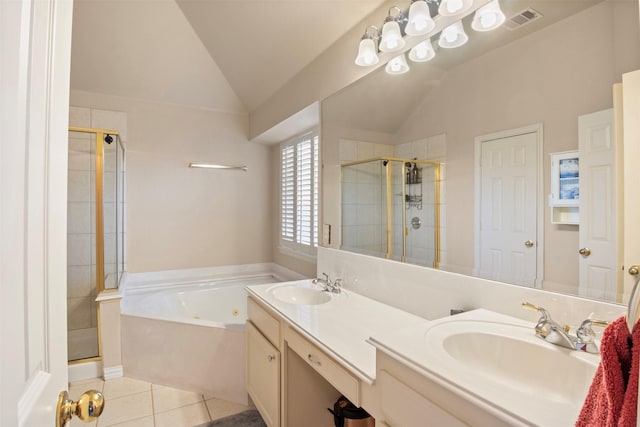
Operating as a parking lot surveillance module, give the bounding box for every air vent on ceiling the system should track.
[504,8,543,31]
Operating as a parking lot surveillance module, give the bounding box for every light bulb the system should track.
[438,0,472,16]
[355,38,379,66]
[406,1,435,36]
[481,13,497,29]
[447,0,463,14]
[380,20,405,52]
[472,0,506,32]
[445,29,457,43]
[385,54,409,75]
[409,39,435,62]
[438,21,468,49]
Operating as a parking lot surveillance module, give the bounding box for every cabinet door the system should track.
[247,322,280,427]
[379,371,467,427]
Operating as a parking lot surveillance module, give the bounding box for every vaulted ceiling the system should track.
[70,0,386,114]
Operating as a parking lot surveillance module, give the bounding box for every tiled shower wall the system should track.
[68,106,127,360]
[340,140,393,257]
[339,135,447,267]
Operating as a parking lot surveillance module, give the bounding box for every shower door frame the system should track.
[69,126,121,294]
[341,157,441,267]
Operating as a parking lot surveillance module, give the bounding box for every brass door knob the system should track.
[56,390,104,427]
[579,248,591,256]
[524,240,534,248]
[629,265,640,276]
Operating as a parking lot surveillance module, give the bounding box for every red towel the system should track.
[576,316,640,427]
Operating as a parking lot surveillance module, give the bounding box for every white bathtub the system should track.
[120,269,299,404]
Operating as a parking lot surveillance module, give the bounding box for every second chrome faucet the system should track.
[522,302,609,354]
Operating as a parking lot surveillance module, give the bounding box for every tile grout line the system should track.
[203,394,213,422]
[150,384,156,427]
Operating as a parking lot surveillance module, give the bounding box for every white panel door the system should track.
[578,109,619,301]
[478,132,539,286]
[1,0,73,426]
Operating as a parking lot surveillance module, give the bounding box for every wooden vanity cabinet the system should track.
[246,295,362,427]
[375,351,513,427]
[247,297,281,427]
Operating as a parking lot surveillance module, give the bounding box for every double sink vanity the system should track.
[246,278,601,427]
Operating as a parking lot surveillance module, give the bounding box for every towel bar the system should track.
[189,163,248,171]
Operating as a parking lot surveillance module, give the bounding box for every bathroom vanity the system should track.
[246,279,601,427]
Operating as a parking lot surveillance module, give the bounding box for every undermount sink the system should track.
[268,283,331,305]
[423,314,600,426]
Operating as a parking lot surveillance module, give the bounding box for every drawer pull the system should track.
[267,354,276,362]
[307,354,322,366]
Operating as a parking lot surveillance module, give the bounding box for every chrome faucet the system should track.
[312,273,330,288]
[312,273,342,294]
[522,302,609,354]
[327,278,342,294]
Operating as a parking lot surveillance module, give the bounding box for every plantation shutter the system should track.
[296,137,313,245]
[281,145,295,242]
[280,131,319,254]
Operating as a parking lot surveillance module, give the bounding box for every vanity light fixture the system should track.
[405,0,435,36]
[438,20,468,48]
[438,0,473,16]
[354,0,506,75]
[471,0,506,32]
[355,26,381,66]
[379,6,407,52]
[385,53,410,74]
[409,39,436,62]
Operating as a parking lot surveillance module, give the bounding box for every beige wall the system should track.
[322,1,640,293]
[71,90,273,272]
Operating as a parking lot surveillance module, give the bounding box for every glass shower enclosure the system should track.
[67,127,125,362]
[341,157,440,267]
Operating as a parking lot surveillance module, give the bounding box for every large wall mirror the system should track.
[321,0,640,304]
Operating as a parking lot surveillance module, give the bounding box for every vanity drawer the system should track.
[379,370,466,427]
[248,296,280,345]
[286,328,360,406]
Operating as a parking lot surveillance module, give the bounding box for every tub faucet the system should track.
[522,302,609,353]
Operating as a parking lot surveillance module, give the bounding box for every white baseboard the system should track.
[103,365,124,380]
[68,361,103,383]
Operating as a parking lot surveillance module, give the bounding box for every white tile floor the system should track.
[69,377,254,427]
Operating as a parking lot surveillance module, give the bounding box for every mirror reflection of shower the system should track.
[341,157,440,267]
[67,127,125,362]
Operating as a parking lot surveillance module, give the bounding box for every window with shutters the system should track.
[280,130,319,259]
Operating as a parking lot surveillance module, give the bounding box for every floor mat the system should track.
[194,409,267,427]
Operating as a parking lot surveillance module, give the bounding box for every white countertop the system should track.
[246,279,427,383]
[248,281,601,426]
[369,309,600,427]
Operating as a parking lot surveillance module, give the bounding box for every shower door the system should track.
[341,159,389,258]
[341,158,440,266]
[67,127,124,362]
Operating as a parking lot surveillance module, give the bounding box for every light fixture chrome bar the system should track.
[189,163,248,171]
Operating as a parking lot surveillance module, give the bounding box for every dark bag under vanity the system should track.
[330,395,375,427]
